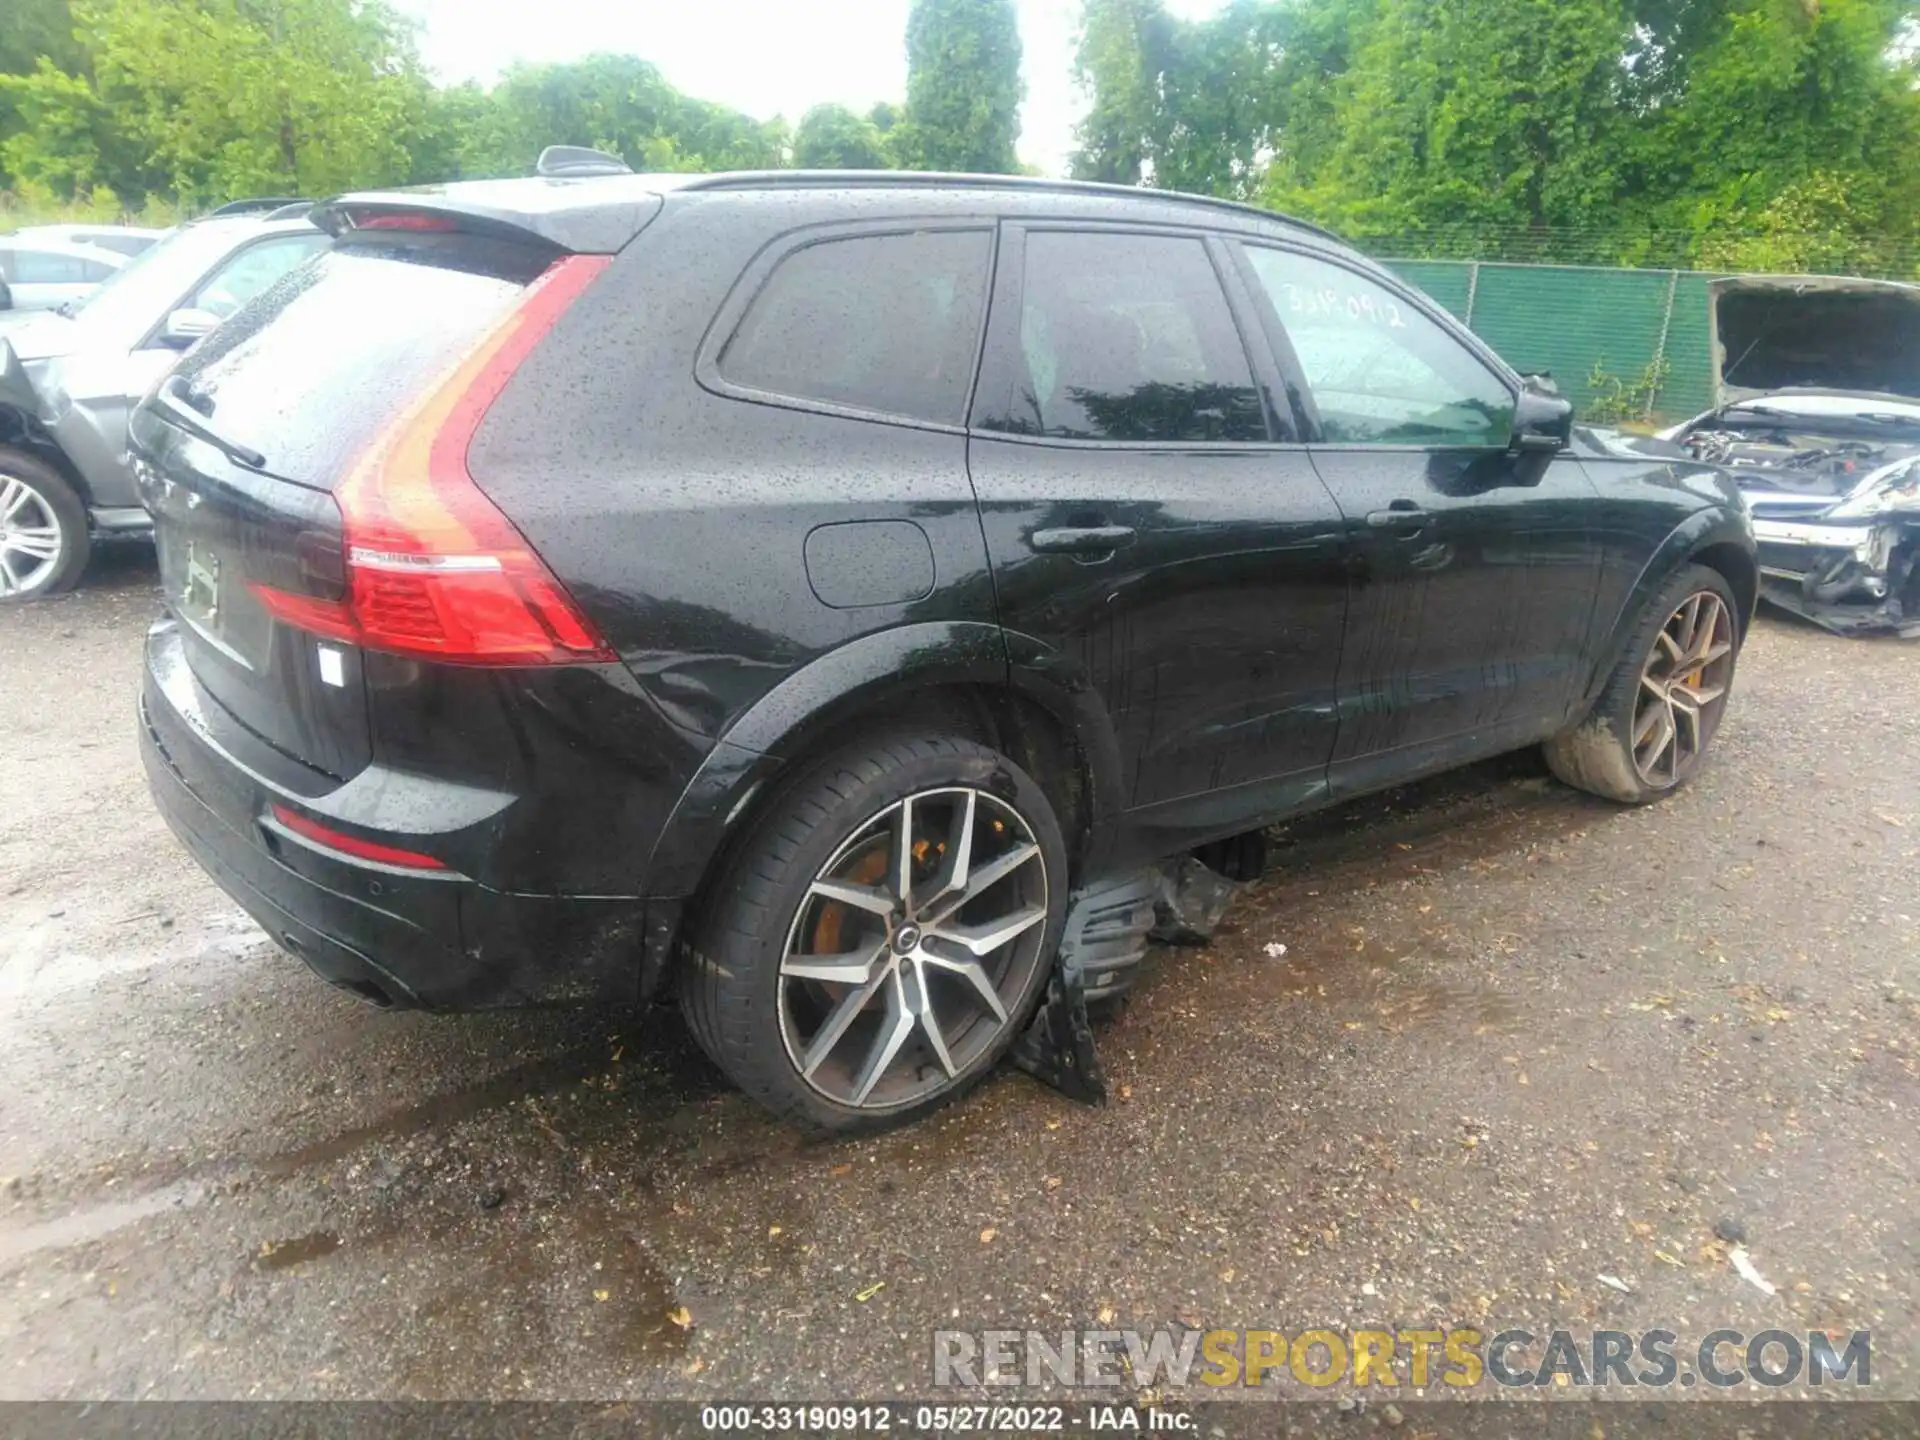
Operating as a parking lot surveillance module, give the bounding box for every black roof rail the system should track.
[205,196,309,217]
[677,170,1345,244]
[537,145,632,178]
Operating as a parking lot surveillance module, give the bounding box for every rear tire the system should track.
[681,731,1068,1134]
[1546,563,1741,803]
[0,449,89,601]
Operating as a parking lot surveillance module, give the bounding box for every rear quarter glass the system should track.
[171,232,556,488]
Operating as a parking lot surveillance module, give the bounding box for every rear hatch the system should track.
[132,227,590,783]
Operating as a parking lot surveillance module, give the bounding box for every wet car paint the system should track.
[135,176,1756,1017]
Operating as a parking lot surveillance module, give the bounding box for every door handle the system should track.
[1365,502,1430,536]
[1030,525,1137,556]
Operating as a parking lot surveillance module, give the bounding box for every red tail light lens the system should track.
[350,211,460,232]
[269,803,449,871]
[256,254,617,666]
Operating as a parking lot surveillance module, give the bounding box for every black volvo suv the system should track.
[134,168,1756,1132]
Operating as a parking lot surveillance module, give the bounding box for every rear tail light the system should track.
[350,211,460,232]
[251,254,617,666]
[269,802,449,871]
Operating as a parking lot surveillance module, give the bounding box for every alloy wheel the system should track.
[777,786,1051,1111]
[0,473,66,598]
[1632,590,1735,787]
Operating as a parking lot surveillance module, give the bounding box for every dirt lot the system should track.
[1,546,1916,1407]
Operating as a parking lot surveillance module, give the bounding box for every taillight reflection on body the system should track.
[251,254,617,666]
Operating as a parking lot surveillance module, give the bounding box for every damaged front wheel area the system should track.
[1546,563,1743,804]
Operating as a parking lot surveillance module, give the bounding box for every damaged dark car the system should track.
[135,164,1756,1134]
[1662,277,1920,636]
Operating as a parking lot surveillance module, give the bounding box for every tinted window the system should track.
[1246,247,1514,446]
[185,233,329,319]
[983,231,1264,443]
[171,233,550,487]
[719,229,990,426]
[79,257,115,282]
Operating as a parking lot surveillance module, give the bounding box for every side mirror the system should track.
[0,278,13,311]
[1509,387,1573,456]
[161,308,220,348]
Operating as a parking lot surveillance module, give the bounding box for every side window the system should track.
[79,257,116,282]
[982,230,1266,443]
[185,234,328,320]
[1245,247,1515,447]
[718,229,991,427]
[9,249,85,284]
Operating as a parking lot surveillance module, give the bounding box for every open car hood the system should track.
[1712,276,1920,406]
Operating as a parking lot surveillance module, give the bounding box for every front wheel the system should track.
[681,732,1067,1134]
[1546,563,1742,803]
[0,449,90,601]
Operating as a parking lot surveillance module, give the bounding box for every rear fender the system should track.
[637,619,1126,917]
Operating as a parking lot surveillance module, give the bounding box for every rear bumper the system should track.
[139,621,651,1010]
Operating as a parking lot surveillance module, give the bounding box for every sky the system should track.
[389,0,1228,177]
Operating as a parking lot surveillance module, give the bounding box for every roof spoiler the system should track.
[205,197,310,217]
[535,145,632,178]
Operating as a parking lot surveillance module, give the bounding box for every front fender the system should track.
[1584,502,1756,707]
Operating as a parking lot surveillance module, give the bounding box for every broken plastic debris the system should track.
[1597,1274,1632,1294]
[1729,1246,1778,1296]
[1264,942,1289,959]
[1152,857,1249,945]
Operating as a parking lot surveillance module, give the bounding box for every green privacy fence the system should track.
[1383,259,1719,425]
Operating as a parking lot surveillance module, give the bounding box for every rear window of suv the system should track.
[172,232,553,487]
[716,228,992,427]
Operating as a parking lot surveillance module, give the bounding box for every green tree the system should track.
[1268,0,1637,252]
[1,0,80,77]
[1634,0,1920,270]
[793,103,892,169]
[461,54,784,179]
[1072,0,1376,201]
[1,0,430,205]
[902,0,1023,172]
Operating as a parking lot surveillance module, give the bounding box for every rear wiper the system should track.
[155,375,267,470]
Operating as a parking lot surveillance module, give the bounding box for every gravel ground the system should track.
[1,546,1916,1410]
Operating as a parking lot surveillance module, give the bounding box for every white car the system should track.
[6,224,168,259]
[0,209,330,597]
[0,237,131,313]
[1663,389,1920,636]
